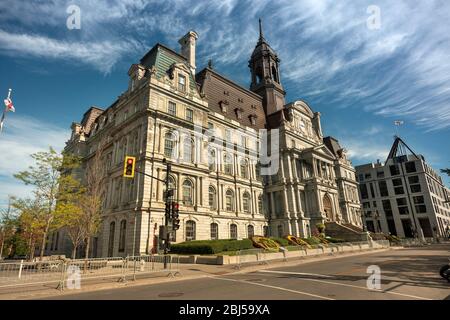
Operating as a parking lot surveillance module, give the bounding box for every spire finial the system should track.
[259,18,264,41]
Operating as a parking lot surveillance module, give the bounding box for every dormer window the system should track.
[249,114,257,126]
[235,108,243,120]
[178,74,186,92]
[219,100,227,113]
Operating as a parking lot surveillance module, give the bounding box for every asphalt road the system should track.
[45,244,450,300]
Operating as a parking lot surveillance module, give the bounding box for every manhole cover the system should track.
[158,292,184,298]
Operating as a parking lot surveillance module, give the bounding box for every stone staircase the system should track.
[325,222,369,242]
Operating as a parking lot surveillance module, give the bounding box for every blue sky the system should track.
[0,0,449,206]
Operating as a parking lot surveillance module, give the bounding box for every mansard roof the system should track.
[196,67,266,129]
[140,43,198,93]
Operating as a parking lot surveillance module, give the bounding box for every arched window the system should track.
[230,224,238,240]
[182,179,193,206]
[240,159,248,179]
[108,221,115,257]
[224,153,233,175]
[183,137,194,162]
[225,189,234,212]
[210,223,219,240]
[208,186,217,210]
[185,220,196,241]
[118,220,127,253]
[242,192,251,213]
[258,195,263,214]
[164,131,177,158]
[208,148,216,172]
[247,225,254,238]
[272,65,279,83]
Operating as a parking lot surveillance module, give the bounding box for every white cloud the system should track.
[0,29,141,73]
[0,115,69,208]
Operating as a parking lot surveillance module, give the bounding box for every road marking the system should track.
[257,270,432,300]
[209,276,335,300]
[256,270,333,278]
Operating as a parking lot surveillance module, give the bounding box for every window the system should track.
[390,165,400,176]
[408,175,421,193]
[413,196,427,213]
[164,132,176,158]
[382,200,393,217]
[186,108,193,122]
[369,183,375,198]
[226,189,234,211]
[247,225,254,238]
[240,159,248,178]
[408,176,419,184]
[168,101,176,116]
[359,184,368,199]
[277,225,284,237]
[185,220,196,241]
[224,153,233,175]
[364,173,372,180]
[108,222,115,257]
[242,192,251,213]
[225,129,232,142]
[208,149,216,172]
[392,178,404,195]
[183,137,194,162]
[208,186,217,210]
[178,74,186,92]
[119,220,127,252]
[182,180,193,206]
[210,223,218,240]
[208,122,214,130]
[263,226,269,237]
[230,224,237,239]
[405,161,416,173]
[377,171,385,178]
[258,195,263,214]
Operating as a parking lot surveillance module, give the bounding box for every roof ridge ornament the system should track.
[258,18,265,42]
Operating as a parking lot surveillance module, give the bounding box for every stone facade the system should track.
[47,25,362,258]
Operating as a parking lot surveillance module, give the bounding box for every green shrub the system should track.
[325,237,345,243]
[170,239,253,255]
[269,237,289,246]
[302,237,322,245]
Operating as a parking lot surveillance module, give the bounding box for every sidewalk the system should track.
[0,246,395,300]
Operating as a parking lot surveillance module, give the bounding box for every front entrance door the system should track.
[323,195,333,221]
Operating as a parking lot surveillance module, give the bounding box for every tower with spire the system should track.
[249,19,286,116]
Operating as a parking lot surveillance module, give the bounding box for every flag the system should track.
[4,98,15,112]
[394,120,404,126]
[0,89,15,133]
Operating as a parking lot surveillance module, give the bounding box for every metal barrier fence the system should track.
[0,255,180,291]
[235,240,391,269]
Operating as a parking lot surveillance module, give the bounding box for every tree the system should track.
[441,168,450,177]
[14,147,79,261]
[0,196,17,259]
[12,197,47,260]
[79,144,106,259]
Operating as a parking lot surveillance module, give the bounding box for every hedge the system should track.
[270,237,290,247]
[325,237,345,243]
[170,239,253,254]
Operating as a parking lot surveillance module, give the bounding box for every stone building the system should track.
[47,22,362,258]
[355,137,450,238]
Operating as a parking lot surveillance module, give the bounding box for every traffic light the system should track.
[172,202,180,230]
[165,202,171,217]
[123,156,136,178]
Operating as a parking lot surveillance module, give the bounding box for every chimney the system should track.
[178,31,198,74]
